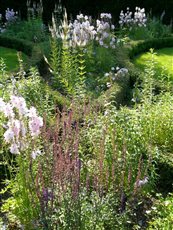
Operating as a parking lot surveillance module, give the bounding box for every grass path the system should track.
[134,47,173,78]
[0,46,28,72]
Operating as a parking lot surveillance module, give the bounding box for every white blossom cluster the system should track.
[5,8,18,22]
[119,7,147,28]
[105,66,128,88]
[50,12,116,48]
[68,13,97,47]
[96,13,116,48]
[0,95,43,158]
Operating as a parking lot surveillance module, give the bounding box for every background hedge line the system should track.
[0,35,33,56]
[129,37,173,58]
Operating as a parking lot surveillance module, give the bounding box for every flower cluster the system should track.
[134,7,147,27]
[68,13,96,47]
[104,66,128,88]
[5,8,18,22]
[96,13,116,48]
[50,12,116,48]
[0,95,43,156]
[119,7,147,28]
[0,8,18,33]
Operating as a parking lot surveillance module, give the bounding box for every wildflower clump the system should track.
[0,95,43,157]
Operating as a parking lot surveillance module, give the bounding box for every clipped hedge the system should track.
[0,35,33,56]
[129,37,173,59]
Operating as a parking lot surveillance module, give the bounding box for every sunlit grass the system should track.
[134,47,173,78]
[0,46,28,72]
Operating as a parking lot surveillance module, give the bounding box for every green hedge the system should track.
[129,37,173,58]
[0,35,33,56]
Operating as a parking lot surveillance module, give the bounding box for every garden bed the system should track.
[0,3,173,230]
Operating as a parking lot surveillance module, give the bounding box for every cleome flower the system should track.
[119,7,147,28]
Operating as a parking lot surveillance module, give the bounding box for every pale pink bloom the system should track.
[10,95,28,115]
[12,119,21,137]
[20,121,26,137]
[10,95,19,107]
[17,97,28,115]
[10,143,19,154]
[3,103,14,118]
[4,128,14,143]
[28,107,37,118]
[29,116,43,137]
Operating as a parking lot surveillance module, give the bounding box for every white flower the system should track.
[4,129,14,143]
[3,103,14,118]
[29,116,43,137]
[28,107,37,118]
[106,82,111,88]
[135,177,149,188]
[0,98,6,111]
[10,143,19,154]
[111,25,115,30]
[104,73,109,77]
[31,149,42,159]
[12,119,21,137]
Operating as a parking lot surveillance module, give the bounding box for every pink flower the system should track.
[28,107,37,118]
[10,95,28,116]
[12,119,21,137]
[20,121,26,137]
[10,143,19,154]
[3,103,14,118]
[4,128,14,143]
[29,116,43,137]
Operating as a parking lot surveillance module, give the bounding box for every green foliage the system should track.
[146,17,172,39]
[47,39,87,98]
[1,9,173,229]
[147,193,173,229]
[3,17,48,43]
[15,66,69,116]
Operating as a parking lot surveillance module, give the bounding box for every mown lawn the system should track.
[0,46,28,72]
[134,47,173,78]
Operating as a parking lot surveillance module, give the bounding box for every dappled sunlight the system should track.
[134,47,173,78]
[0,46,28,72]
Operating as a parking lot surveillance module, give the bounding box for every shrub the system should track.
[129,37,173,58]
[0,35,33,56]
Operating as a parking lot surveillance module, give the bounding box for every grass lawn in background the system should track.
[0,46,28,72]
[134,47,173,78]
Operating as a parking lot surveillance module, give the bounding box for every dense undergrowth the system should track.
[0,2,173,230]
